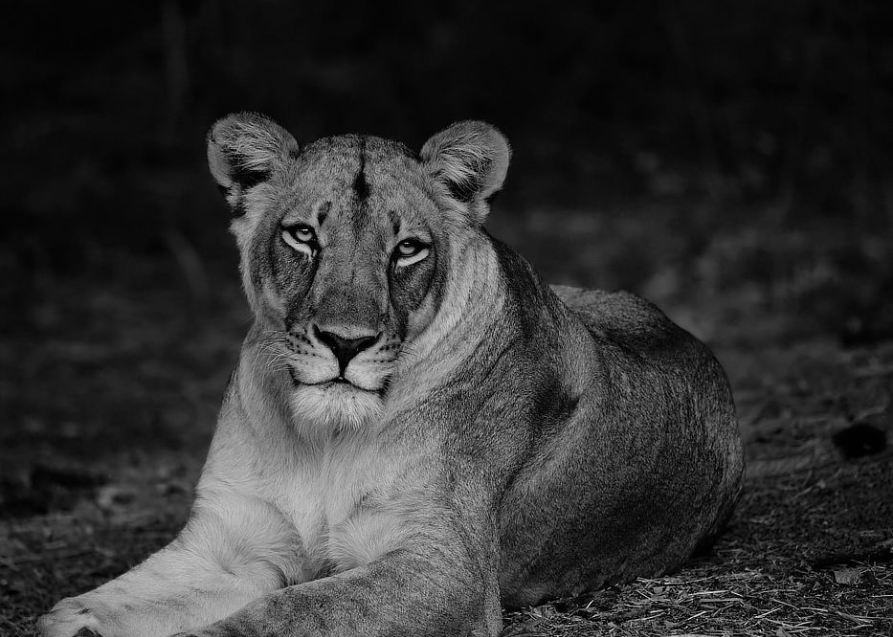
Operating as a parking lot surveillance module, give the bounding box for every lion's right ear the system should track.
[207,112,299,214]
[420,121,511,224]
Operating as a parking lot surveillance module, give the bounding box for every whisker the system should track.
[257,339,296,375]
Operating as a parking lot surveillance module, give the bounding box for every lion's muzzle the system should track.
[312,325,381,377]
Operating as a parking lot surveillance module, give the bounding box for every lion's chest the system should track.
[259,436,411,575]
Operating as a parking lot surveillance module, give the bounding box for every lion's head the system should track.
[207,113,510,431]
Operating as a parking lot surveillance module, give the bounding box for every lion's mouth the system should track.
[320,376,353,388]
[287,368,379,393]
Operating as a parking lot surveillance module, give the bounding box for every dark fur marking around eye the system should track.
[318,201,331,226]
[353,142,370,202]
[389,210,401,236]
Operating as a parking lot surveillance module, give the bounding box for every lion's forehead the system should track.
[280,136,433,226]
[299,134,418,174]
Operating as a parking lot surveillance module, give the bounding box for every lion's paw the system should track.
[37,598,105,637]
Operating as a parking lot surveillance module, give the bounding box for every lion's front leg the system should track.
[37,544,259,637]
[38,490,302,637]
[175,517,503,637]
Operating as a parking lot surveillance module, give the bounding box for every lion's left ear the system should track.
[207,112,300,215]
[420,121,511,223]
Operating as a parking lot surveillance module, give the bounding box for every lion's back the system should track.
[558,282,743,545]
[552,285,724,377]
[551,284,739,455]
[552,285,682,349]
[497,285,744,607]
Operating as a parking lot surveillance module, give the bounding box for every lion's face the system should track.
[207,114,510,430]
[254,138,449,429]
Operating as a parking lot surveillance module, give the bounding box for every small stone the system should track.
[832,422,887,459]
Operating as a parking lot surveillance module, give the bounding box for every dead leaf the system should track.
[834,567,867,586]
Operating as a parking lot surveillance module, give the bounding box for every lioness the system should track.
[39,114,743,637]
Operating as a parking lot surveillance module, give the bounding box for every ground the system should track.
[1,205,891,636]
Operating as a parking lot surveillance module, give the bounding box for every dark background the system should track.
[2,2,893,633]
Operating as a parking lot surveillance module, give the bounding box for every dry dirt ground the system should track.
[1,206,891,636]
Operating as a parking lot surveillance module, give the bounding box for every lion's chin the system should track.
[289,382,383,433]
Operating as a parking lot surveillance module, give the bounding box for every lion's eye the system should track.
[290,225,315,243]
[282,224,317,257]
[397,240,422,257]
[394,239,430,267]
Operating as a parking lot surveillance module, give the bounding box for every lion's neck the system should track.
[387,239,506,414]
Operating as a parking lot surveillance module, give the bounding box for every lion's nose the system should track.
[313,326,379,374]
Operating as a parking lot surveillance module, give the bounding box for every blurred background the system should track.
[2,0,893,539]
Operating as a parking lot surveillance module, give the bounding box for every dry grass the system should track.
[503,462,893,636]
[504,563,893,636]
